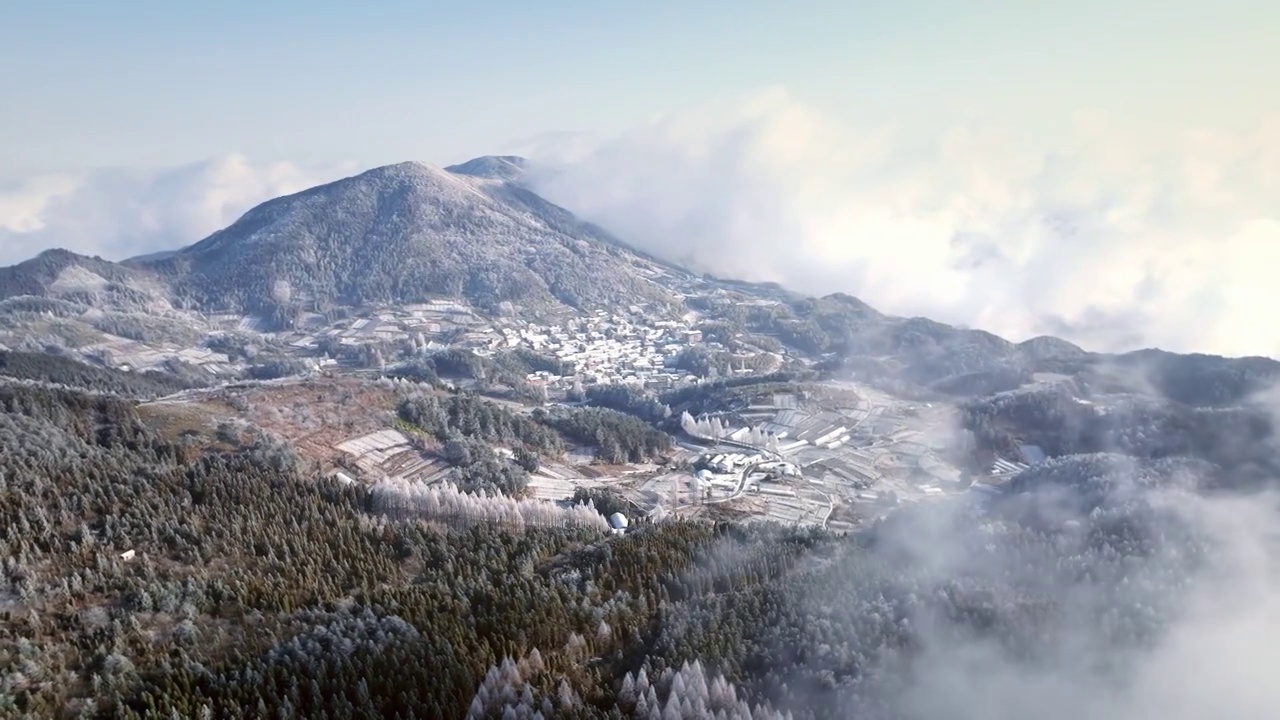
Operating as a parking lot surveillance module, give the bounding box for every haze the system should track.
[3,0,1276,358]
[3,3,1280,719]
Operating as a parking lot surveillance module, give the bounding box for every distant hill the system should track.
[738,293,1280,406]
[445,155,527,181]
[0,249,152,301]
[134,160,680,325]
[0,248,173,312]
[0,157,1275,407]
[0,349,198,397]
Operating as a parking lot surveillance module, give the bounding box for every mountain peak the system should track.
[445,155,527,181]
[132,157,676,322]
[3,247,114,283]
[356,161,467,184]
[0,246,173,310]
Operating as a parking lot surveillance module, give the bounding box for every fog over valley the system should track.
[524,89,1280,358]
[1,2,1275,718]
[5,94,1276,358]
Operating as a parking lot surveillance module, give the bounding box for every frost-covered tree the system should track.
[370,480,609,532]
[466,651,579,720]
[615,661,791,720]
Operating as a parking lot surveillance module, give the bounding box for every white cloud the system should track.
[3,95,1274,358]
[1114,493,1280,720]
[0,154,354,267]
[872,488,1280,720]
[526,87,1280,358]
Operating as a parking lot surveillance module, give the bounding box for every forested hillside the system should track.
[959,385,1280,487]
[0,351,198,398]
[138,162,678,325]
[0,380,1252,720]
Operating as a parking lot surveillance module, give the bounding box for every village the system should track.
[515,382,1033,530]
[76,297,757,392]
[277,300,773,391]
[91,293,1045,532]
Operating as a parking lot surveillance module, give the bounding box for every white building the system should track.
[608,512,630,533]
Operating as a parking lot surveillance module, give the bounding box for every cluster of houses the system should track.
[490,312,713,389]
[236,301,731,391]
[702,452,766,474]
[64,283,790,394]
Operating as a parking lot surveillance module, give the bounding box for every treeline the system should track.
[492,347,575,378]
[585,383,673,424]
[447,437,538,496]
[684,293,882,358]
[245,357,315,380]
[397,391,562,494]
[672,345,776,379]
[660,374,808,417]
[537,406,673,465]
[398,392,563,456]
[0,350,198,398]
[390,349,492,384]
[928,365,1032,397]
[1085,349,1280,408]
[467,653,792,720]
[399,390,675,474]
[371,479,608,532]
[571,486,635,520]
[613,660,792,719]
[0,294,85,319]
[694,319,785,354]
[959,386,1280,487]
[388,348,554,404]
[87,312,203,346]
[0,374,1244,720]
[202,331,263,361]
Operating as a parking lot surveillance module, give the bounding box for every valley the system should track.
[0,156,1275,720]
[6,6,1275,718]
[2,157,1268,532]
[131,318,989,532]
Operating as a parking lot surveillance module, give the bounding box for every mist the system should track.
[646,402,1280,720]
[0,155,352,267]
[855,485,1280,720]
[525,87,1280,359]
[837,392,1280,720]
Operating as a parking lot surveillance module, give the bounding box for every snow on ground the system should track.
[48,265,110,294]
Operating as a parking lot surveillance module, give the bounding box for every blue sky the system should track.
[2,0,1277,357]
[4,0,1274,174]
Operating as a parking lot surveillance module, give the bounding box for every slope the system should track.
[0,248,169,310]
[138,161,680,324]
[444,154,527,181]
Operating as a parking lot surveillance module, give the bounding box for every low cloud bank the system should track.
[525,87,1280,358]
[4,92,1275,359]
[868,487,1280,720]
[0,154,351,267]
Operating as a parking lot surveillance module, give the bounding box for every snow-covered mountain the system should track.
[2,156,1277,408]
[0,248,172,312]
[444,155,527,181]
[129,159,682,323]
